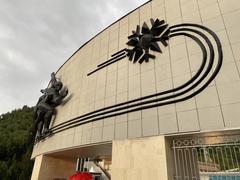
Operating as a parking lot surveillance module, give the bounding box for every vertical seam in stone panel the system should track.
[179,0,201,130]
[113,21,120,140]
[139,7,143,137]
[126,15,129,139]
[164,0,180,132]
[91,37,102,143]
[216,1,240,77]
[102,29,111,140]
[88,41,95,143]
[151,0,160,135]
[197,0,226,127]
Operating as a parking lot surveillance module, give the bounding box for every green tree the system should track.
[0,106,34,180]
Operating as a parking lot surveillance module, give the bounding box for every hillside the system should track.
[0,106,34,180]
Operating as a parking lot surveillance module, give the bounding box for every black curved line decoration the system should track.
[36,19,223,142]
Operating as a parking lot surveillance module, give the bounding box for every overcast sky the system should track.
[0,0,147,115]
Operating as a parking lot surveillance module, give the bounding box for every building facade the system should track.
[31,0,240,179]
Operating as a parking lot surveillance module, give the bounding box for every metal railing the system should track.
[172,135,240,180]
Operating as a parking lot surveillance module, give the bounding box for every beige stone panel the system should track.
[172,58,190,77]
[169,36,185,48]
[119,36,128,50]
[156,78,173,92]
[141,68,156,85]
[141,82,156,96]
[117,78,128,94]
[180,0,199,17]
[217,81,240,105]
[215,62,240,85]
[203,15,225,32]
[182,12,202,24]
[116,114,128,124]
[177,109,200,132]
[96,68,107,88]
[173,73,191,88]
[119,16,128,26]
[128,73,141,90]
[73,129,83,147]
[165,0,181,20]
[109,26,119,42]
[232,42,240,61]
[142,108,159,136]
[119,23,128,36]
[111,136,168,180]
[128,87,141,100]
[104,117,115,126]
[176,96,196,112]
[222,102,240,128]
[81,123,93,145]
[118,66,128,80]
[129,62,140,77]
[140,58,155,73]
[154,47,170,66]
[116,91,128,104]
[167,16,183,28]
[186,39,203,56]
[158,112,178,134]
[196,85,220,108]
[115,122,128,140]
[91,127,103,143]
[155,62,172,82]
[188,52,203,72]
[151,2,165,19]
[117,57,128,69]
[128,119,142,138]
[218,0,240,14]
[223,10,240,29]
[94,99,105,110]
[198,106,224,130]
[170,43,188,62]
[151,0,164,6]
[105,85,117,99]
[106,70,117,84]
[109,40,118,54]
[140,3,151,22]
[102,124,115,141]
[128,9,139,27]
[219,45,235,64]
[236,61,240,74]
[226,26,240,45]
[197,0,217,10]
[95,87,106,102]
[158,104,176,115]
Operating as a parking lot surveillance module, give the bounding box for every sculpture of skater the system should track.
[33,72,68,140]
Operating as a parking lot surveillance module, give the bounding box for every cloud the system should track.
[0,0,147,114]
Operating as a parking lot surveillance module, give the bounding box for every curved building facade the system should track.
[31,0,240,179]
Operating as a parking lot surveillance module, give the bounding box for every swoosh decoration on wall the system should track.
[36,19,223,142]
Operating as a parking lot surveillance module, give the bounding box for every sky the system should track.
[0,0,147,115]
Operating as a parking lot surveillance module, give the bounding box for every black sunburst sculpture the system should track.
[126,18,170,63]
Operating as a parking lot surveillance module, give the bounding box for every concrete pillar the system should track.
[31,155,76,180]
[111,136,169,180]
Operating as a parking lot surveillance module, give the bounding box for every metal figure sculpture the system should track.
[33,72,68,140]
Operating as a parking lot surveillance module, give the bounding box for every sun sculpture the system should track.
[126,18,170,63]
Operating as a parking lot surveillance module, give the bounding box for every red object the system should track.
[68,172,93,180]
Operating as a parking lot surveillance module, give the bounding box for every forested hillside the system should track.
[0,106,34,180]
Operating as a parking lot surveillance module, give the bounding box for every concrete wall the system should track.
[32,0,240,158]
